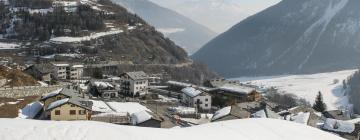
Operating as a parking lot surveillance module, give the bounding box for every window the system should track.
[70,110,76,115]
[78,110,86,115]
[56,97,62,100]
[205,104,208,107]
[55,110,61,115]
[205,98,208,102]
[71,105,75,107]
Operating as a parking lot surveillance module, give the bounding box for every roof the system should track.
[323,110,351,121]
[323,118,355,133]
[71,65,84,68]
[40,88,80,101]
[181,87,206,97]
[212,106,250,121]
[27,63,54,74]
[51,62,70,67]
[131,111,162,125]
[251,107,280,119]
[121,71,148,80]
[167,81,193,87]
[218,84,255,95]
[46,98,92,111]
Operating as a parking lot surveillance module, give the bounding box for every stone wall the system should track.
[0,85,66,98]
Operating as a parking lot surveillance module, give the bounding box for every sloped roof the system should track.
[27,63,54,74]
[46,98,92,111]
[131,111,162,125]
[181,87,205,97]
[212,106,250,121]
[121,71,148,80]
[218,84,255,95]
[40,88,80,101]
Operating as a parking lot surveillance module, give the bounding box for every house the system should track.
[119,71,148,96]
[69,65,84,80]
[322,118,360,140]
[212,84,261,103]
[211,105,250,122]
[323,110,352,121]
[88,80,119,98]
[181,87,212,111]
[46,98,92,121]
[40,88,84,111]
[24,63,54,83]
[278,106,321,127]
[131,111,163,128]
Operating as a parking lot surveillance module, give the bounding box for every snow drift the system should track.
[0,118,344,140]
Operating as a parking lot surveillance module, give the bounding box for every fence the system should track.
[0,85,66,98]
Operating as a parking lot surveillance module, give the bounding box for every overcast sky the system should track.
[149,0,281,33]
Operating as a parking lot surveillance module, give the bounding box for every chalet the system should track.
[131,111,163,128]
[211,105,250,122]
[88,80,119,98]
[181,87,212,111]
[323,110,352,121]
[46,98,92,121]
[24,63,54,83]
[212,84,261,103]
[40,88,84,110]
[119,71,148,96]
[322,118,360,140]
[278,106,320,127]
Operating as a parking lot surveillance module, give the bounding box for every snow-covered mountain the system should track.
[148,0,280,33]
[193,0,360,77]
[110,0,216,54]
[0,118,344,140]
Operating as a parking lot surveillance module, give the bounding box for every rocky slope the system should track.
[110,0,216,54]
[193,0,360,78]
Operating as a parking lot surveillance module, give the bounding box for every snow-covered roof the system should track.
[289,112,310,125]
[212,106,232,121]
[52,63,70,67]
[40,88,63,100]
[168,106,196,115]
[17,102,43,119]
[323,118,355,133]
[47,98,70,111]
[71,65,84,68]
[131,111,152,125]
[106,102,151,115]
[218,84,255,94]
[0,118,345,140]
[93,81,114,88]
[167,81,192,87]
[181,87,203,97]
[252,110,267,118]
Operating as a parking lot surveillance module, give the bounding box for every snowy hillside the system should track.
[0,118,344,140]
[193,0,360,77]
[235,70,357,110]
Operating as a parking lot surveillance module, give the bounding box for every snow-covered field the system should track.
[0,42,20,49]
[0,118,344,140]
[234,70,357,110]
[50,30,123,43]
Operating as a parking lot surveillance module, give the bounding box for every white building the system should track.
[119,71,148,96]
[52,62,83,80]
[181,87,212,111]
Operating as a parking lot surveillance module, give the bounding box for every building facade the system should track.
[181,87,212,111]
[119,71,148,96]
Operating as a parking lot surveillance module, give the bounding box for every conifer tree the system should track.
[313,91,327,112]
